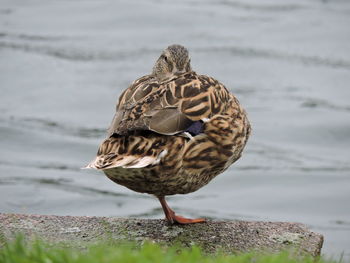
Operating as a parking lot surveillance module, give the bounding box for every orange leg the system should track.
[157,196,205,224]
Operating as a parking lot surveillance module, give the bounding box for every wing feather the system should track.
[108,72,230,136]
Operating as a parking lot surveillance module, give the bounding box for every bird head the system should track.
[152,44,192,81]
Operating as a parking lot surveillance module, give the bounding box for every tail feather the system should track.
[85,155,157,170]
[84,135,168,170]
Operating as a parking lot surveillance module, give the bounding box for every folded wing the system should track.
[107,72,231,136]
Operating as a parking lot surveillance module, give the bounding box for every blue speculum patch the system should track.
[185,121,204,136]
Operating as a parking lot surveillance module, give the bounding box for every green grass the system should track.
[0,236,338,263]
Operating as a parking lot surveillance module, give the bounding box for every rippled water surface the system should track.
[1,0,350,260]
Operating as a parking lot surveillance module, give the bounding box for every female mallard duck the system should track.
[86,44,251,224]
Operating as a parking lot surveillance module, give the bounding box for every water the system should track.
[1,0,350,260]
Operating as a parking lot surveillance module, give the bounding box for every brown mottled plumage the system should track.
[86,44,251,224]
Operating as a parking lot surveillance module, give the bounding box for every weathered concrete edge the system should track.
[0,213,323,257]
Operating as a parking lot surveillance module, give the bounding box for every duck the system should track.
[86,44,251,224]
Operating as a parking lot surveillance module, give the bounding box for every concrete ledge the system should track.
[0,213,323,257]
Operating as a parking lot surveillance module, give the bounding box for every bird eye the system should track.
[162,55,168,62]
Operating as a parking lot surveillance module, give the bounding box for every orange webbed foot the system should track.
[171,214,206,224]
[158,196,206,225]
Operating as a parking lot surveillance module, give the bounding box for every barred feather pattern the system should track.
[87,86,251,196]
[107,71,231,136]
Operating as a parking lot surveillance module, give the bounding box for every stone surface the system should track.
[0,213,323,257]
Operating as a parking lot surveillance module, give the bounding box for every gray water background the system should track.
[1,0,349,260]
